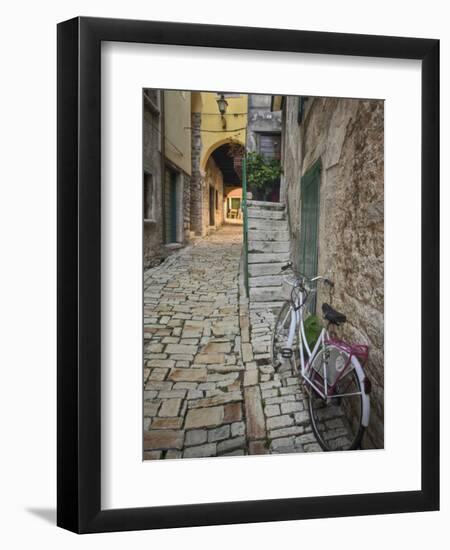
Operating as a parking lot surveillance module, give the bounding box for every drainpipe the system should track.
[243,98,250,298]
[242,155,249,298]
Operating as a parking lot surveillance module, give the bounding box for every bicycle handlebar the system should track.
[311,275,335,288]
[280,262,334,288]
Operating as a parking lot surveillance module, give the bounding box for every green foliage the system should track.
[246,151,282,200]
[304,314,322,350]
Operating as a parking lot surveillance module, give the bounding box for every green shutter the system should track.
[300,158,321,282]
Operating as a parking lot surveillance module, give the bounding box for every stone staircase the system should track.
[246,200,290,310]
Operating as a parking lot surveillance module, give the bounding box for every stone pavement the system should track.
[143,224,322,459]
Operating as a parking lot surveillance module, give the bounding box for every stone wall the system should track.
[143,93,163,268]
[190,112,203,235]
[182,172,191,243]
[280,96,303,241]
[247,94,282,153]
[282,96,384,448]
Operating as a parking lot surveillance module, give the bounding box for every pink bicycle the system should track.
[271,262,372,451]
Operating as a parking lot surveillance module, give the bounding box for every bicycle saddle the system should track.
[322,303,347,325]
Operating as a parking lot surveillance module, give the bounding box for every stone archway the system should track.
[191,137,245,236]
[200,136,245,173]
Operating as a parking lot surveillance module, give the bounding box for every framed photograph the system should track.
[57,17,439,533]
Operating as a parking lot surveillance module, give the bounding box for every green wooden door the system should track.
[165,168,178,243]
[300,159,321,281]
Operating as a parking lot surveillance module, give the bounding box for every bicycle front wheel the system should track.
[307,345,364,451]
[271,300,298,374]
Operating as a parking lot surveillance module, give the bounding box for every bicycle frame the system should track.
[276,267,371,431]
[283,288,331,400]
[284,284,369,412]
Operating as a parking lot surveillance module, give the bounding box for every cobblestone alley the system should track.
[143,224,321,459]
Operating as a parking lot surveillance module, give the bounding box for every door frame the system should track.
[165,165,183,244]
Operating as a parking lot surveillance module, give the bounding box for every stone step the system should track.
[248,275,283,288]
[249,301,285,312]
[247,200,285,211]
[249,286,288,302]
[248,262,286,277]
[248,252,290,264]
[248,230,290,242]
[247,217,288,230]
[247,208,286,220]
[248,241,290,253]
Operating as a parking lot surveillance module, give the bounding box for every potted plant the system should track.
[245,151,282,201]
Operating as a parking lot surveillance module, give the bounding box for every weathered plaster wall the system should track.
[164,90,192,176]
[196,92,247,171]
[283,96,385,448]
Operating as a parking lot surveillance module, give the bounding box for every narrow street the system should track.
[143,224,323,459]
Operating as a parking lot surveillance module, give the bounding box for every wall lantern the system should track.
[216,93,228,115]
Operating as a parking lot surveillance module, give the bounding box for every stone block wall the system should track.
[143,94,163,268]
[247,94,282,153]
[190,112,203,235]
[282,96,384,448]
[182,172,191,243]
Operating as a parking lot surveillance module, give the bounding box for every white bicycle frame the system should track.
[282,275,370,428]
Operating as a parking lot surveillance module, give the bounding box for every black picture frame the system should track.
[57,16,439,534]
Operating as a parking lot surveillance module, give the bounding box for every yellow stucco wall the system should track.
[164,90,192,175]
[193,92,248,171]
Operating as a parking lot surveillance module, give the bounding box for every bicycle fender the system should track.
[351,356,370,428]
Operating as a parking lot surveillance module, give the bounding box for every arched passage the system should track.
[191,137,246,236]
[209,142,244,224]
[200,137,245,173]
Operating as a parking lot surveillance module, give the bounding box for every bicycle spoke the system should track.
[307,345,364,451]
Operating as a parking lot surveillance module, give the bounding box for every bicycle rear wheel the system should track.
[307,345,364,451]
[271,300,299,374]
